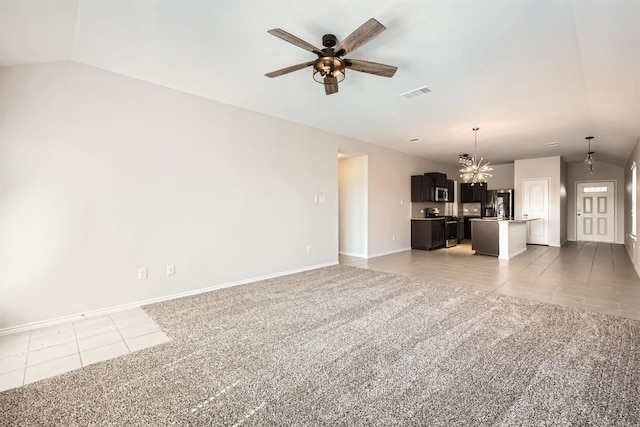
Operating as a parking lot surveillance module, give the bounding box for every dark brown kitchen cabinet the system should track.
[457,218,465,242]
[411,175,435,202]
[464,217,474,239]
[426,172,447,188]
[411,219,445,250]
[460,183,487,203]
[461,183,473,202]
[446,179,455,202]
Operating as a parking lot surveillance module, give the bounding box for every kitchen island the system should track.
[470,218,535,259]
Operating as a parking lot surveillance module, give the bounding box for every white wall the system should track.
[625,137,640,276]
[566,161,625,243]
[486,163,515,190]
[0,61,456,330]
[560,160,568,245]
[514,156,563,247]
[338,155,368,257]
[1,62,347,329]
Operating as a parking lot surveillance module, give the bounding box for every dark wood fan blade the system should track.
[265,61,314,78]
[335,18,386,55]
[345,58,397,77]
[267,29,322,54]
[324,76,339,95]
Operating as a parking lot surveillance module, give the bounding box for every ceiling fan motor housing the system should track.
[322,34,337,48]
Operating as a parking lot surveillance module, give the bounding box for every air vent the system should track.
[545,141,560,147]
[400,85,432,99]
[409,138,420,143]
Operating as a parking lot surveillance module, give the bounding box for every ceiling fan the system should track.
[265,18,398,95]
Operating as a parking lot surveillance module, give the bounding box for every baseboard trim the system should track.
[0,261,338,336]
[338,251,367,258]
[625,244,640,278]
[367,247,411,259]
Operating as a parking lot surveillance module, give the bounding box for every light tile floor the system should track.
[0,307,169,392]
[341,241,640,320]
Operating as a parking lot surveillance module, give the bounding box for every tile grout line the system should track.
[21,331,32,387]
[111,314,133,354]
[72,320,83,367]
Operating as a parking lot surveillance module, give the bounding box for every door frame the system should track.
[522,177,550,245]
[338,152,369,257]
[575,180,616,243]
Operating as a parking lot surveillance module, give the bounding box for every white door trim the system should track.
[575,180,616,243]
[522,177,550,245]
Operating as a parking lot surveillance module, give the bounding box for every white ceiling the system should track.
[2,0,639,167]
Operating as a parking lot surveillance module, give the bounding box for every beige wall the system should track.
[566,161,625,243]
[0,61,343,329]
[486,163,515,190]
[514,156,564,247]
[561,160,568,244]
[0,61,459,329]
[338,156,368,257]
[625,137,640,276]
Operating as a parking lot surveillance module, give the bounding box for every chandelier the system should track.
[458,153,473,167]
[460,127,493,186]
[585,136,595,175]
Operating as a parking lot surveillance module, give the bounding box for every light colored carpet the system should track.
[1,265,639,426]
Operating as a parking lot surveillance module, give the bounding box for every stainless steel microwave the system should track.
[435,187,448,201]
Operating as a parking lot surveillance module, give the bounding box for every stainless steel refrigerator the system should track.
[484,189,514,219]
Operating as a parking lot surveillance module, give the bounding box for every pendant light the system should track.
[585,136,595,175]
[460,127,493,186]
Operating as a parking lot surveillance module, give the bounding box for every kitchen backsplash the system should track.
[461,202,481,216]
[411,202,456,218]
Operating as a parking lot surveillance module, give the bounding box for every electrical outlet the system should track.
[166,264,175,276]
[392,235,396,241]
[318,195,326,203]
[138,268,148,280]
[306,245,312,253]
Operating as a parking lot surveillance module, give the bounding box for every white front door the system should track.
[576,181,615,243]
[523,178,549,245]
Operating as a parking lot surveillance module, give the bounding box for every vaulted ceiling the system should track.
[1,0,639,166]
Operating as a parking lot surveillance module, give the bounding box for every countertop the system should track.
[411,217,447,221]
[470,217,540,223]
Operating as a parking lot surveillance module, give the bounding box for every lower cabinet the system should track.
[411,219,445,250]
[464,218,475,239]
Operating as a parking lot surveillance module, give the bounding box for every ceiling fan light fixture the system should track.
[265,19,396,95]
[312,57,346,83]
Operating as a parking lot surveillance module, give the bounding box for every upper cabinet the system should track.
[425,172,447,188]
[446,179,455,202]
[412,173,456,203]
[411,175,435,202]
[460,183,487,203]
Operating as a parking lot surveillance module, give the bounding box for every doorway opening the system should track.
[338,152,368,257]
